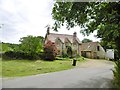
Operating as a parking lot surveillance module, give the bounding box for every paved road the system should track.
[2,59,114,88]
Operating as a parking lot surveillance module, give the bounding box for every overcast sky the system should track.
[0,0,100,44]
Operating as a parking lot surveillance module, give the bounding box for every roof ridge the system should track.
[82,42,98,44]
[48,33,81,44]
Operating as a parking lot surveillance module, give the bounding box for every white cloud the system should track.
[0,0,100,44]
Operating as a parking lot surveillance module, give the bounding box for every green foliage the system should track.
[52,2,89,30]
[52,2,120,57]
[100,40,116,50]
[2,35,44,60]
[3,51,18,59]
[19,35,44,59]
[82,38,92,43]
[52,2,120,88]
[1,43,13,52]
[19,35,44,54]
[1,42,21,52]
[8,43,20,52]
[113,60,120,89]
[62,52,68,58]
[44,40,58,60]
[100,39,119,61]
[3,51,45,60]
[2,51,40,60]
[52,2,120,40]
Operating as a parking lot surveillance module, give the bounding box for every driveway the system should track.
[2,59,114,88]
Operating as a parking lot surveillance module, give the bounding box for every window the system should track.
[97,46,100,51]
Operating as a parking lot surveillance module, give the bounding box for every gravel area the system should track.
[76,59,114,68]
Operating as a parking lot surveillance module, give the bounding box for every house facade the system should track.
[44,28,106,59]
[80,42,106,59]
[44,29,81,56]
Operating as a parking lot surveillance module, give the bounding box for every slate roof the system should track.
[47,33,81,44]
[80,42,99,51]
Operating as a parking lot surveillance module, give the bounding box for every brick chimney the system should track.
[47,26,50,35]
[73,32,77,37]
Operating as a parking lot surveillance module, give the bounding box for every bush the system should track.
[76,54,80,58]
[3,51,26,60]
[62,52,68,58]
[38,52,44,59]
[113,60,120,89]
[2,51,44,60]
[44,40,58,60]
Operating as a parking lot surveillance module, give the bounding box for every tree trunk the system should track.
[115,37,120,59]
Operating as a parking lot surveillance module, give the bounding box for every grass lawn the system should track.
[1,58,86,77]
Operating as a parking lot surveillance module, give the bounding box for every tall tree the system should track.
[52,2,120,58]
[19,35,44,55]
[100,40,116,50]
[82,38,92,43]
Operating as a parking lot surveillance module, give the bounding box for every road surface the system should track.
[2,59,114,88]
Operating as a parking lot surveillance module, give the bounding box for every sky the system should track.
[0,0,101,44]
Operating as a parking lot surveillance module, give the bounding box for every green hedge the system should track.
[113,60,120,89]
[2,51,44,60]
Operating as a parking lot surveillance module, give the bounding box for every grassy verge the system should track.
[2,59,73,77]
[1,56,87,77]
[113,60,120,89]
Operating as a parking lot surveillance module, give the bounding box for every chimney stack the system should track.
[47,26,50,35]
[73,32,77,37]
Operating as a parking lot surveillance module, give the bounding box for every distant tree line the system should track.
[2,35,45,60]
[82,38,92,43]
[2,35,59,61]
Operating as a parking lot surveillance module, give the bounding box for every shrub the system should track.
[62,52,68,58]
[76,54,80,58]
[38,52,44,59]
[113,60,120,89]
[44,40,58,60]
[3,51,17,59]
[3,51,26,60]
[2,51,43,60]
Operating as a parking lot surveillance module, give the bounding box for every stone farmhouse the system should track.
[80,42,106,59]
[45,29,81,56]
[44,29,106,59]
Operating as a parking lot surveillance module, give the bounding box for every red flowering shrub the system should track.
[44,40,58,60]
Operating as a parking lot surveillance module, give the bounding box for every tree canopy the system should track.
[52,2,120,58]
[82,38,92,43]
[19,35,44,54]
